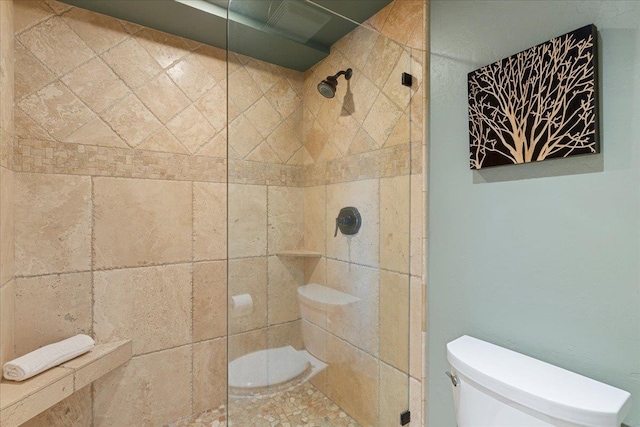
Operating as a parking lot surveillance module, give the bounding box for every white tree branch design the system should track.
[468,26,598,169]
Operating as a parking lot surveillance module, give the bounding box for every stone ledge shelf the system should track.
[0,340,132,427]
[275,250,322,258]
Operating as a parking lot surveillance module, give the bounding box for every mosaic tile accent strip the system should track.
[228,159,304,187]
[12,139,417,185]
[304,143,414,187]
[210,140,418,187]
[166,382,361,427]
[14,138,226,182]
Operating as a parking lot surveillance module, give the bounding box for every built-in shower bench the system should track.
[0,340,131,427]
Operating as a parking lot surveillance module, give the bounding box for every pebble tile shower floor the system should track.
[167,382,361,427]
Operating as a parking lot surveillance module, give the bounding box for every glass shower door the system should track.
[226,1,413,425]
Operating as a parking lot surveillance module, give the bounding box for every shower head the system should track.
[317,78,337,99]
[317,68,353,98]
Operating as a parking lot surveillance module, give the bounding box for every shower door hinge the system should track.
[402,72,413,87]
[400,409,411,425]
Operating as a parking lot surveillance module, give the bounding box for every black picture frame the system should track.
[468,24,599,170]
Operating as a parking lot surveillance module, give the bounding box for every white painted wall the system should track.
[428,1,640,425]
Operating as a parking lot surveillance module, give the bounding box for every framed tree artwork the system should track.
[468,24,599,170]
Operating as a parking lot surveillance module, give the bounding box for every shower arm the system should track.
[330,68,353,81]
[331,70,347,80]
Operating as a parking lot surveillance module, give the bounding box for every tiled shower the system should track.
[0,0,427,426]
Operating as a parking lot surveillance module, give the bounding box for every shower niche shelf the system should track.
[275,250,322,258]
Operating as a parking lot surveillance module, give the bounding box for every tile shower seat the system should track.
[0,340,132,427]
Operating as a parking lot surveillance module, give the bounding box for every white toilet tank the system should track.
[447,336,632,427]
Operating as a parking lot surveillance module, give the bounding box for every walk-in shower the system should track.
[225,0,418,425]
[14,0,424,425]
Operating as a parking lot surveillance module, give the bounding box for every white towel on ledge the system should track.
[2,334,95,382]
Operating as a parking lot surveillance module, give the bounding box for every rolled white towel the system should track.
[3,334,95,382]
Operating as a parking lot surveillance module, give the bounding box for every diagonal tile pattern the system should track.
[60,56,130,114]
[62,117,128,148]
[13,0,55,34]
[166,53,217,102]
[302,20,422,161]
[13,40,55,101]
[61,6,129,54]
[102,37,162,90]
[135,73,191,124]
[10,6,424,228]
[14,3,307,160]
[17,16,94,76]
[196,85,227,132]
[17,81,95,140]
[101,93,161,147]
[136,27,193,69]
[167,105,217,154]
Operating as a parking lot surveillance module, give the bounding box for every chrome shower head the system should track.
[317,68,352,98]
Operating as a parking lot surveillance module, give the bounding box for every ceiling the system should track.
[58,0,393,71]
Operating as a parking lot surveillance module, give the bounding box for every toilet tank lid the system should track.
[447,336,632,427]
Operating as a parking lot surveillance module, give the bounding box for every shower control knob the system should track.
[334,207,361,237]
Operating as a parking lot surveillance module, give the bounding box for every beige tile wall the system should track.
[9,0,427,426]
[303,30,414,166]
[8,0,312,424]
[15,173,91,275]
[93,345,192,426]
[14,272,92,356]
[10,1,234,425]
[0,0,16,369]
[226,182,305,361]
[20,385,92,427]
[301,172,415,426]
[1,0,15,168]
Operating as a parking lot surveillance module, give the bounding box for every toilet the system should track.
[447,335,632,427]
